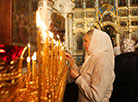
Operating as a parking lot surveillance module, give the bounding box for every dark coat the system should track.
[110,52,138,102]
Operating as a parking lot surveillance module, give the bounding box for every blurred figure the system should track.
[65,29,115,102]
[110,38,138,102]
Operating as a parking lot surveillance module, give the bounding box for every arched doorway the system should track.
[103,25,116,45]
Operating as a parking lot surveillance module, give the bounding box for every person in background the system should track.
[65,29,115,102]
[110,38,138,102]
[135,41,138,52]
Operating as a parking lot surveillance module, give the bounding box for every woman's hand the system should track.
[65,52,75,68]
[70,68,80,79]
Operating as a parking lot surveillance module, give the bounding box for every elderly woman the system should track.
[65,29,115,102]
[110,38,138,102]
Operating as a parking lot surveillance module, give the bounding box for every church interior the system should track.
[0,0,138,102]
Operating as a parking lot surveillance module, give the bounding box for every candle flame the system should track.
[49,31,54,39]
[36,10,41,28]
[42,31,47,40]
[32,52,36,60]
[27,56,30,63]
[41,21,47,31]
[56,41,59,46]
[57,35,60,39]
[43,1,47,7]
[61,46,64,50]
[60,56,62,60]
[28,43,30,48]
[53,39,56,44]
[0,49,6,53]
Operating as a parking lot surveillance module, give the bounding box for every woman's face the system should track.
[83,34,91,52]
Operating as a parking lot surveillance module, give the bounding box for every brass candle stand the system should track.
[1,34,68,102]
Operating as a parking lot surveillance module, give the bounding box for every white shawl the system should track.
[75,29,115,102]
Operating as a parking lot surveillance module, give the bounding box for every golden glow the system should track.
[49,31,54,39]
[36,10,41,28]
[41,21,47,31]
[42,31,48,40]
[43,1,47,7]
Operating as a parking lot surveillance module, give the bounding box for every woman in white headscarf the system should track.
[65,29,115,102]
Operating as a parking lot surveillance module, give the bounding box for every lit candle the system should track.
[36,10,42,102]
[41,31,49,91]
[58,43,62,75]
[27,56,31,73]
[36,10,42,29]
[28,43,31,58]
[20,46,27,73]
[54,41,58,80]
[32,52,36,76]
[20,57,23,75]
[49,31,54,87]
[42,31,48,72]
[57,35,60,45]
[36,10,42,73]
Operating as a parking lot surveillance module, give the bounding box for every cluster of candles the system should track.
[17,10,68,102]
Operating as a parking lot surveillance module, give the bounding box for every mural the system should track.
[118,0,127,6]
[50,13,65,42]
[99,0,114,7]
[75,32,84,52]
[130,0,138,6]
[118,9,128,17]
[75,0,83,8]
[86,0,95,8]
[86,11,96,18]
[102,13,114,22]
[130,9,138,16]
[120,21,127,27]
[74,12,84,19]
[12,0,38,46]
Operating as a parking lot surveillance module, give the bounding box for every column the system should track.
[129,31,132,39]
[96,0,99,21]
[68,13,73,54]
[65,14,69,50]
[116,33,120,46]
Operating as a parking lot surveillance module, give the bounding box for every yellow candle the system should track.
[36,10,42,102]
[41,31,48,93]
[54,41,58,80]
[36,10,42,74]
[49,31,54,86]
[58,43,62,75]
[28,43,31,58]
[27,56,31,73]
[61,46,64,70]
[20,57,23,75]
[32,52,36,76]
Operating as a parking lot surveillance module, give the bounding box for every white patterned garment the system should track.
[120,38,135,54]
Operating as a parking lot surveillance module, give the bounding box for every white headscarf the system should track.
[81,29,114,71]
[88,29,114,56]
